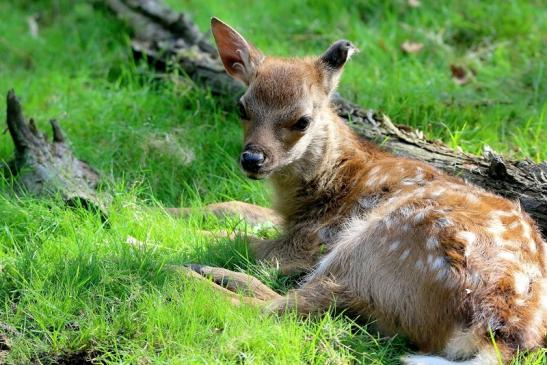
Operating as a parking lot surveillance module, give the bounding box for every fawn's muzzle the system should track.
[240,149,266,174]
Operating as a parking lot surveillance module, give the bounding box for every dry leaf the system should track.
[0,333,11,351]
[401,41,423,54]
[408,0,421,7]
[450,64,470,85]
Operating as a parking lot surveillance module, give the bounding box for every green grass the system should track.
[0,0,545,364]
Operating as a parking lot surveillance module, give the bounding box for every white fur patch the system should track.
[426,236,439,250]
[435,217,453,228]
[431,256,446,271]
[369,166,381,176]
[388,240,401,252]
[401,348,497,365]
[456,231,476,244]
[513,272,530,295]
[400,206,415,217]
[430,187,446,198]
[415,258,425,272]
[414,209,430,223]
[435,268,450,281]
[486,219,506,235]
[455,231,476,246]
[358,195,380,210]
[365,175,378,187]
[529,240,537,254]
[400,248,410,261]
[378,174,389,185]
[489,210,515,219]
[498,250,518,263]
[522,222,532,240]
[508,221,521,230]
[466,194,479,203]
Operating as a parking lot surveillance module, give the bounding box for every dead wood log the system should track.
[104,0,547,237]
[2,90,109,216]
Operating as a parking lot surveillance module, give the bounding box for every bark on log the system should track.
[2,90,109,216]
[104,0,547,237]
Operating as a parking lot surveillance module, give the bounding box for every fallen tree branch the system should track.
[3,90,110,216]
[104,0,547,236]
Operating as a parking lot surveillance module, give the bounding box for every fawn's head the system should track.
[211,18,356,179]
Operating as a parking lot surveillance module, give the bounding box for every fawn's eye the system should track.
[237,101,248,120]
[292,116,311,131]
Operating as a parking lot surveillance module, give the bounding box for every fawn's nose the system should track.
[240,149,265,173]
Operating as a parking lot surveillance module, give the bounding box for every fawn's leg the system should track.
[187,264,282,301]
[187,265,339,316]
[165,201,283,226]
[264,276,342,315]
[167,264,274,306]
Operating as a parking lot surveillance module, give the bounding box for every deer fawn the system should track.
[187,18,547,364]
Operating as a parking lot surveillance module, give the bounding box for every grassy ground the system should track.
[0,0,545,364]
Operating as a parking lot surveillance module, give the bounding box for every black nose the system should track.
[240,150,265,173]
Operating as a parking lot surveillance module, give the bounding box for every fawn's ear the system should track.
[211,17,264,84]
[317,40,358,94]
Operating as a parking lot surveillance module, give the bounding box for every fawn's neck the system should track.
[269,108,380,223]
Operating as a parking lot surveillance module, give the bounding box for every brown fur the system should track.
[210,18,547,364]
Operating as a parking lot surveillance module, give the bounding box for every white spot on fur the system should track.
[466,194,479,204]
[430,187,446,198]
[378,174,389,185]
[529,240,537,253]
[368,166,381,177]
[486,218,506,235]
[455,231,476,257]
[415,258,425,272]
[358,195,379,210]
[435,217,453,228]
[513,272,529,295]
[490,210,515,219]
[388,240,401,252]
[498,251,518,263]
[426,236,439,250]
[522,222,532,240]
[508,221,521,230]
[414,209,430,223]
[400,248,410,261]
[401,179,416,186]
[522,262,542,280]
[400,206,415,217]
[366,175,378,187]
[431,257,446,270]
[383,216,395,230]
[456,231,476,244]
[436,268,449,281]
